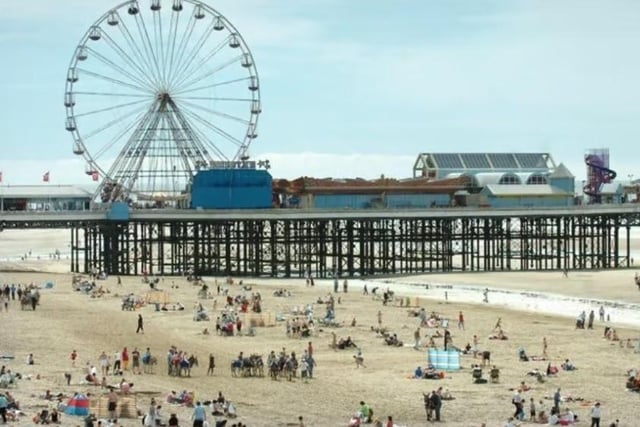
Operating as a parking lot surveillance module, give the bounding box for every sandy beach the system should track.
[1,231,640,427]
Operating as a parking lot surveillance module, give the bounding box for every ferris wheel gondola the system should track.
[64,0,261,204]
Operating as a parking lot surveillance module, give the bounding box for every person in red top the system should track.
[121,347,130,371]
[458,311,465,330]
[70,350,77,367]
[307,341,313,357]
[385,415,394,427]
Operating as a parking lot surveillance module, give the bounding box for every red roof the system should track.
[273,176,470,195]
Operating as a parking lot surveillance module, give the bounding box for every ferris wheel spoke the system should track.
[73,98,152,119]
[169,108,222,162]
[117,14,162,88]
[181,108,244,148]
[99,29,158,90]
[109,11,157,91]
[174,54,242,94]
[176,113,230,161]
[170,22,220,90]
[153,9,168,89]
[161,8,185,90]
[178,96,253,102]
[106,110,159,176]
[172,76,250,96]
[133,12,164,88]
[164,9,178,89]
[172,37,231,91]
[77,68,154,94]
[85,47,156,92]
[167,7,194,88]
[167,18,198,87]
[167,117,208,170]
[92,109,149,160]
[187,124,231,160]
[73,91,150,98]
[81,103,151,141]
[178,100,250,124]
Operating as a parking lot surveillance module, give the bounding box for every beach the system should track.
[1,231,640,427]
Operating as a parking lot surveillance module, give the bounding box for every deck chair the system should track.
[490,367,500,383]
[472,367,484,383]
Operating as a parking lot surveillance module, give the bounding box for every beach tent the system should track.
[427,348,461,371]
[65,394,90,416]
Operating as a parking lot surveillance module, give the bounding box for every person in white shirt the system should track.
[547,413,559,425]
[590,402,601,427]
[563,408,575,424]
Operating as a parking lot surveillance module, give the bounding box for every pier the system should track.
[1,205,639,277]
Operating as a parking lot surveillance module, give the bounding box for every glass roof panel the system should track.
[433,153,463,169]
[488,153,518,168]
[460,153,491,169]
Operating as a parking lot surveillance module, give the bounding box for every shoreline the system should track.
[376,278,640,329]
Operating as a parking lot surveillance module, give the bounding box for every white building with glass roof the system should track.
[413,152,577,208]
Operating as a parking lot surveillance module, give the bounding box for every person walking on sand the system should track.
[107,388,118,421]
[207,354,215,376]
[113,349,122,373]
[377,310,382,327]
[588,310,595,329]
[553,388,561,414]
[542,337,548,358]
[136,314,144,334]
[590,401,602,427]
[99,351,109,376]
[458,311,465,330]
[494,317,502,331]
[413,328,421,350]
[354,349,365,368]
[192,401,206,427]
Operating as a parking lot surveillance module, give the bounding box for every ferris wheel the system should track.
[64,0,261,203]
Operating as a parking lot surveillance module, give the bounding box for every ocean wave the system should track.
[339,278,640,329]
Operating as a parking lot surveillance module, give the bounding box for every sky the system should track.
[1,0,640,186]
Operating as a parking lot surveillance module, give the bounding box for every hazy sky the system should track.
[1,0,640,185]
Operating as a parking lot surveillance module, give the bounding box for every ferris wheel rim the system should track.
[63,0,261,201]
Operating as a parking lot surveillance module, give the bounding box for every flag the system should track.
[42,171,50,183]
[91,171,99,182]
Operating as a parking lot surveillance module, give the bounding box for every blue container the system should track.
[190,169,273,209]
[107,201,130,220]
